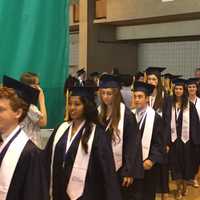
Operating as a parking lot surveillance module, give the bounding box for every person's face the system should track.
[138,76,144,82]
[100,88,114,106]
[174,85,184,97]
[133,91,148,109]
[68,96,84,120]
[188,84,197,96]
[0,98,22,134]
[195,70,200,78]
[147,74,158,87]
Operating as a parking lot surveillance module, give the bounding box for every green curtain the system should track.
[0,0,69,128]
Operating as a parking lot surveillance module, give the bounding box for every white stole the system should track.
[66,124,96,200]
[50,122,71,200]
[50,121,96,200]
[171,103,190,143]
[195,97,200,120]
[133,106,155,161]
[105,103,125,171]
[0,128,29,200]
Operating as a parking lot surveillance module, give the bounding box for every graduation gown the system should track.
[105,107,143,180]
[164,99,200,180]
[135,112,164,200]
[44,123,122,200]
[1,140,48,200]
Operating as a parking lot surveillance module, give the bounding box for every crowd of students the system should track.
[0,66,200,200]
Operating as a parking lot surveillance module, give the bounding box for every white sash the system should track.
[140,106,155,161]
[171,103,190,143]
[66,124,96,200]
[0,129,29,200]
[195,97,200,120]
[105,103,125,171]
[49,122,71,200]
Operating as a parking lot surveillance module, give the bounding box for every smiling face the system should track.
[0,98,22,134]
[147,74,158,87]
[187,84,197,96]
[174,85,184,97]
[68,96,84,120]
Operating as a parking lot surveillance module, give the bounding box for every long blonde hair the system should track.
[99,88,123,141]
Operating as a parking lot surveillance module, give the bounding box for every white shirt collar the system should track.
[1,125,21,142]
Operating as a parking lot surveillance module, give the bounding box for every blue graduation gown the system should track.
[44,123,122,200]
[164,101,200,180]
[105,107,144,200]
[136,113,165,200]
[5,140,48,200]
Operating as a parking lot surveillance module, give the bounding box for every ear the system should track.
[15,108,23,121]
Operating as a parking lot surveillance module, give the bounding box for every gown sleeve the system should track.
[120,108,144,179]
[148,114,165,164]
[96,128,122,200]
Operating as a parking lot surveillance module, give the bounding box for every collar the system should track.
[1,125,21,142]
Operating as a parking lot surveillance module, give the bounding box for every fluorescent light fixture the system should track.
[162,0,174,2]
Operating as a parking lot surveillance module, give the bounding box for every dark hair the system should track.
[154,77,165,110]
[147,75,165,110]
[172,84,188,110]
[68,96,99,153]
[0,87,29,122]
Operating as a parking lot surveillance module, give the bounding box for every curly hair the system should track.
[0,87,29,122]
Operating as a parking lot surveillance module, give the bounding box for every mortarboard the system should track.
[172,78,186,86]
[76,68,86,77]
[3,75,39,105]
[186,77,200,85]
[90,72,100,77]
[133,81,155,96]
[145,67,166,77]
[162,73,182,80]
[99,74,120,88]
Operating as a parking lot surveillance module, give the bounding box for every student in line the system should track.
[98,74,143,200]
[45,85,122,200]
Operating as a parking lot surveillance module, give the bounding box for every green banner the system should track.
[0,0,69,128]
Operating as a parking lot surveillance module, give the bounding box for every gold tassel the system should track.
[64,90,69,121]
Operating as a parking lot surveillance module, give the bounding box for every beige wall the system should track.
[106,0,200,22]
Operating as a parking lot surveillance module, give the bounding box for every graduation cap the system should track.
[90,72,100,77]
[99,74,120,88]
[70,85,97,102]
[3,75,39,105]
[145,67,166,77]
[76,68,86,77]
[133,81,155,96]
[64,75,80,95]
[119,74,133,87]
[172,78,186,86]
[186,77,200,85]
[162,73,182,80]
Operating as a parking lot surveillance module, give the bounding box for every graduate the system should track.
[132,81,164,200]
[187,77,200,188]
[163,78,200,200]
[0,76,48,200]
[76,68,86,86]
[98,74,143,200]
[145,67,171,200]
[145,67,166,115]
[162,74,182,96]
[45,85,122,200]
